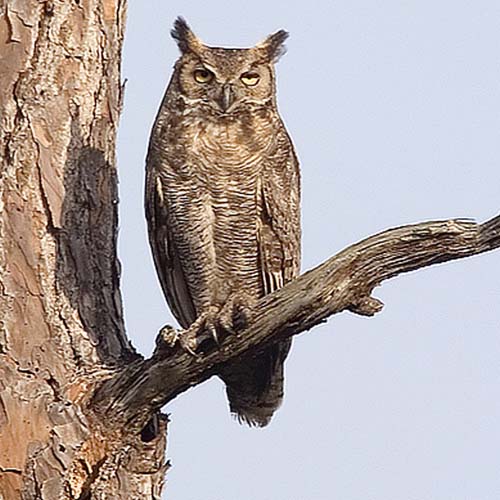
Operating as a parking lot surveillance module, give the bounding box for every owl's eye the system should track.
[193,68,214,84]
[240,72,260,86]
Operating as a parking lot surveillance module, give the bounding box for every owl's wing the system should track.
[145,167,197,329]
[258,130,301,295]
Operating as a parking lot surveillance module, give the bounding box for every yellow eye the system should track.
[240,72,260,86]
[193,68,213,84]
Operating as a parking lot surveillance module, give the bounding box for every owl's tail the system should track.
[219,339,292,427]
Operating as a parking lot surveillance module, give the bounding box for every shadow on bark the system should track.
[56,119,136,365]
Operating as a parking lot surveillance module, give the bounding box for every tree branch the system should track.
[92,215,500,430]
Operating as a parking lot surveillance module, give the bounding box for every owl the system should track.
[145,18,301,427]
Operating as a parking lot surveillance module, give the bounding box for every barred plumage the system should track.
[145,18,301,426]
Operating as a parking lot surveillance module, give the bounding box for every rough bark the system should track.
[0,2,499,499]
[0,1,167,498]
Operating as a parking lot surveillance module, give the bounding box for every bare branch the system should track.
[92,215,500,430]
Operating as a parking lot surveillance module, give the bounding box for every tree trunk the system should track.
[0,1,167,498]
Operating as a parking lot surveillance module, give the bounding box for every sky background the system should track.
[117,1,500,499]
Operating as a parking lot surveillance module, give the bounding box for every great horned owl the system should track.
[145,18,301,427]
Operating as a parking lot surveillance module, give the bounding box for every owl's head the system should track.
[170,17,288,114]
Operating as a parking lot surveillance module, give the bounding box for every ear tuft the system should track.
[258,29,290,62]
[171,17,202,54]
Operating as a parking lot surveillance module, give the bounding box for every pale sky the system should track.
[117,1,500,499]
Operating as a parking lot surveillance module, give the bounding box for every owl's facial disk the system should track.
[177,52,274,114]
[171,17,288,113]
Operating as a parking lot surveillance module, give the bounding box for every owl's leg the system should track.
[218,292,256,334]
[178,306,220,355]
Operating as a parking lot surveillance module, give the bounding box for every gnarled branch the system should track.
[92,215,500,430]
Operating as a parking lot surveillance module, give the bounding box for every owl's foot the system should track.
[179,307,220,355]
[178,295,256,355]
[218,292,256,334]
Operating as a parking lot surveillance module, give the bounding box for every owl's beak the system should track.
[219,84,236,112]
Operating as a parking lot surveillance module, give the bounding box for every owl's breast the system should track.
[187,113,275,173]
[178,113,277,301]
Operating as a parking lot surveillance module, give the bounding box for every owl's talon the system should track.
[179,328,201,356]
[206,322,219,344]
[217,308,236,336]
[179,307,222,354]
[218,292,255,334]
[218,318,235,336]
[180,336,198,356]
[178,317,204,355]
[200,306,220,344]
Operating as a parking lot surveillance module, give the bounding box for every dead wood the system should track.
[92,215,500,431]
